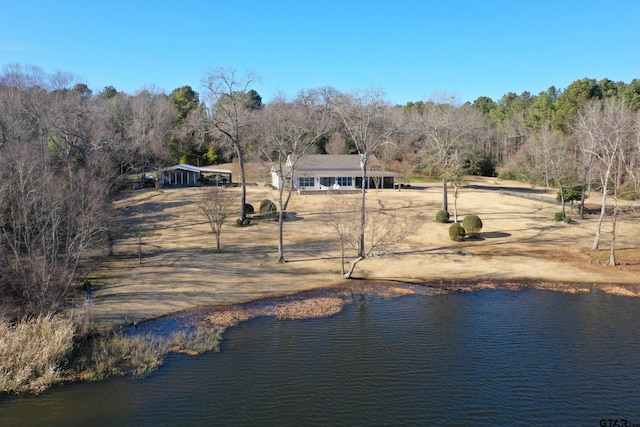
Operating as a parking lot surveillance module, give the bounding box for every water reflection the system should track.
[2,289,640,426]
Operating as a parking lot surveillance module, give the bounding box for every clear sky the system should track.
[2,0,639,105]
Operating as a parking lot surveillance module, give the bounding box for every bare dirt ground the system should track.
[88,170,640,328]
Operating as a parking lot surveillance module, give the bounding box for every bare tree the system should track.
[199,188,239,252]
[128,88,176,166]
[325,195,364,276]
[524,123,578,217]
[324,132,350,154]
[575,98,633,261]
[544,128,577,218]
[0,145,109,315]
[409,95,483,212]
[201,68,259,220]
[48,85,176,196]
[324,194,415,279]
[329,88,397,264]
[256,90,329,262]
[0,66,111,315]
[377,135,416,191]
[0,78,43,148]
[621,108,640,194]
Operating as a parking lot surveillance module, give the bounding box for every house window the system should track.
[337,177,353,186]
[320,177,335,187]
[298,177,314,187]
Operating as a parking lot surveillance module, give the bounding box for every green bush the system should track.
[554,212,564,221]
[448,222,465,241]
[259,199,277,218]
[462,215,483,237]
[557,185,584,203]
[563,216,572,224]
[236,218,251,227]
[244,203,255,215]
[435,210,450,223]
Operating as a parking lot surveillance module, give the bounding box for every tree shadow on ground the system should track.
[284,212,304,221]
[475,232,511,240]
[466,184,549,194]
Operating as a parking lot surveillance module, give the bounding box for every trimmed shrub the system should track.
[449,222,465,241]
[462,215,483,237]
[259,199,277,218]
[236,218,251,227]
[554,212,564,221]
[557,185,584,203]
[244,203,255,215]
[435,210,450,223]
[563,216,572,224]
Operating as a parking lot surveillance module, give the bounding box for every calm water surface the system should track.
[2,289,640,426]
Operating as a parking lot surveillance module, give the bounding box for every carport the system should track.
[158,164,233,187]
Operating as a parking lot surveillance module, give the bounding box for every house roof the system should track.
[159,164,232,174]
[290,154,395,177]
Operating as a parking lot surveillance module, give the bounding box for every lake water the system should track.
[2,288,640,426]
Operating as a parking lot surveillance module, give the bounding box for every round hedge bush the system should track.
[259,199,277,218]
[435,210,450,223]
[448,222,466,241]
[554,212,564,221]
[244,203,255,215]
[462,215,483,237]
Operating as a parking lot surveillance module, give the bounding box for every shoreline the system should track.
[128,278,640,332]
[4,278,638,396]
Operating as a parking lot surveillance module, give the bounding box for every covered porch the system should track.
[158,164,233,188]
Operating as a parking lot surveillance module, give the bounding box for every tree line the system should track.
[1,63,639,316]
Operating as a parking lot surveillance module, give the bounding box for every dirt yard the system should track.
[88,172,640,327]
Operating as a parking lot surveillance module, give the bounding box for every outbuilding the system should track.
[158,164,233,187]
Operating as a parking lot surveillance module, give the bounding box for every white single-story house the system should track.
[158,164,233,187]
[271,154,396,191]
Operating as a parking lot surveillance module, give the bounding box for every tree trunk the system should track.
[591,165,611,251]
[343,256,364,279]
[559,184,566,218]
[442,177,448,212]
[579,179,586,219]
[277,210,286,263]
[452,184,459,222]
[236,146,248,220]
[609,157,622,266]
[609,199,617,266]
[579,161,592,220]
[358,158,368,258]
[340,240,346,276]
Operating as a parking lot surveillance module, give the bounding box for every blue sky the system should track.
[2,0,639,105]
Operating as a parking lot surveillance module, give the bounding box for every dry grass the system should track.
[88,172,640,327]
[70,327,225,381]
[71,333,170,380]
[205,297,345,328]
[168,328,224,355]
[1,309,225,393]
[0,315,74,393]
